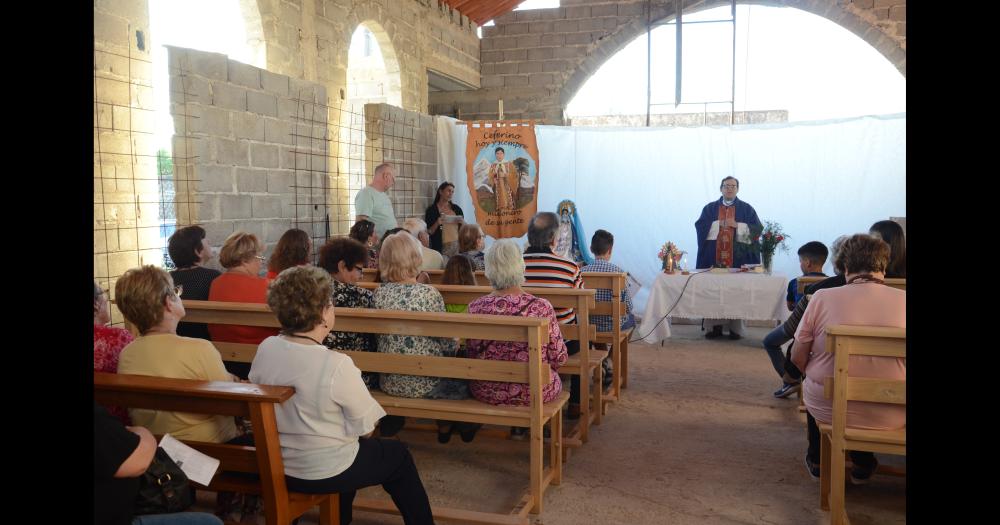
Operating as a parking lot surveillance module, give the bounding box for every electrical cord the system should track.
[629,268,713,344]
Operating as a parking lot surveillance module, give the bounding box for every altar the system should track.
[637,271,791,344]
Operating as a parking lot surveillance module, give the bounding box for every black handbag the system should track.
[133,447,194,515]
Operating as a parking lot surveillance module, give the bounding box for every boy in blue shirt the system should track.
[766,241,828,398]
[786,241,829,310]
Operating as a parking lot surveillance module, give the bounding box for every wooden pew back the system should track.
[797,276,906,295]
[818,325,906,522]
[93,372,338,525]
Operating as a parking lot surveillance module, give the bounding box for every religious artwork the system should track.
[553,200,593,266]
[466,121,539,239]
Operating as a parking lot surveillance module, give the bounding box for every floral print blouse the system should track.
[94,324,135,424]
[460,250,486,271]
[323,280,379,389]
[373,282,458,398]
[466,293,568,406]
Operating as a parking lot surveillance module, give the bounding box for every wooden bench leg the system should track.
[319,494,340,525]
[820,432,831,511]
[579,368,590,443]
[612,338,622,400]
[550,410,562,486]
[592,364,603,426]
[530,420,544,514]
[620,337,629,389]
[830,439,847,525]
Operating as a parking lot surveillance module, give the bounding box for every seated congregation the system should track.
[94,187,902,525]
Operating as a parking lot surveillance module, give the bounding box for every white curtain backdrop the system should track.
[435,114,905,315]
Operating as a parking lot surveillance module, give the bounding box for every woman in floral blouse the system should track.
[374,232,468,437]
[93,281,134,424]
[466,239,569,407]
[317,237,379,389]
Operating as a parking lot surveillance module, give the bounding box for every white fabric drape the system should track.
[436,114,906,315]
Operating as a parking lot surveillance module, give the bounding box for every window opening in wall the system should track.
[566,5,905,127]
[343,23,403,224]
[478,0,558,37]
[146,0,260,265]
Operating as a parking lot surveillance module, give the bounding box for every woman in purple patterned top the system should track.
[466,239,568,406]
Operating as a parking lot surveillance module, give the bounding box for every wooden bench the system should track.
[797,276,906,296]
[580,271,631,409]
[356,282,603,448]
[181,300,565,524]
[93,372,339,525]
[816,325,906,524]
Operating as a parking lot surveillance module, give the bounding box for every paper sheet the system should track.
[159,433,221,486]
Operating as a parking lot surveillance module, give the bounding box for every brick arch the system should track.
[558,0,906,111]
[342,2,416,110]
[344,18,404,107]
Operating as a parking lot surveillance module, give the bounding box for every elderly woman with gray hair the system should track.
[466,239,569,406]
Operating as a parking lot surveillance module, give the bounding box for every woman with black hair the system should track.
[424,182,464,256]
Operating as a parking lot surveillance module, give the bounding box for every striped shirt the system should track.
[523,248,583,324]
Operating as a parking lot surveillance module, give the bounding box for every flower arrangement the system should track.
[658,242,685,272]
[750,220,790,271]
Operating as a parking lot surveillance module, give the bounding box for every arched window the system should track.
[566,5,904,126]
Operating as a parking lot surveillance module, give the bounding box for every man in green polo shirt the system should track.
[354,163,398,236]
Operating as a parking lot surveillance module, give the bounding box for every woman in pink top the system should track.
[466,239,569,441]
[792,234,905,484]
[208,231,279,379]
[93,281,134,424]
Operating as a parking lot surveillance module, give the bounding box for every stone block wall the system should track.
[261,0,481,114]
[94,0,155,323]
[363,103,438,228]
[169,47,330,257]
[429,0,906,124]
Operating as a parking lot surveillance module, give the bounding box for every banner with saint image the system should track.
[464,121,539,239]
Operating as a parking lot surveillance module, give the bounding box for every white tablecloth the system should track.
[637,271,791,344]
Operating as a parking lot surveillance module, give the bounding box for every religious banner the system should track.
[465,120,539,239]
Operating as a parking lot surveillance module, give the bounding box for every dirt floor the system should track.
[200,323,906,524]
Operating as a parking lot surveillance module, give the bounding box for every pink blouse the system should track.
[466,293,569,406]
[795,282,905,429]
[94,324,135,424]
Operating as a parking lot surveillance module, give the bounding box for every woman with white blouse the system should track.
[249,266,435,525]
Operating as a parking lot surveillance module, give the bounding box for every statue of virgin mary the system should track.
[553,199,594,266]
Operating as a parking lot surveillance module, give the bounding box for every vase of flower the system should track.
[762,251,773,274]
[751,221,789,276]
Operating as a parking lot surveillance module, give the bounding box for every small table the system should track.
[637,270,790,344]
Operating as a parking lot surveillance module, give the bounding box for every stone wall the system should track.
[169,47,330,256]
[428,0,906,124]
[94,0,155,322]
[260,0,481,113]
[363,103,439,227]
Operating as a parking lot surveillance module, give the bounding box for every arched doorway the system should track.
[340,21,402,227]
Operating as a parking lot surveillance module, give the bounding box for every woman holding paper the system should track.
[249,266,435,525]
[424,181,464,256]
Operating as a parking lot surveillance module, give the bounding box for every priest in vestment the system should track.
[694,176,762,340]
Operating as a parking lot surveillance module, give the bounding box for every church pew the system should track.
[94,372,340,525]
[180,300,564,523]
[355,282,601,449]
[796,276,905,296]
